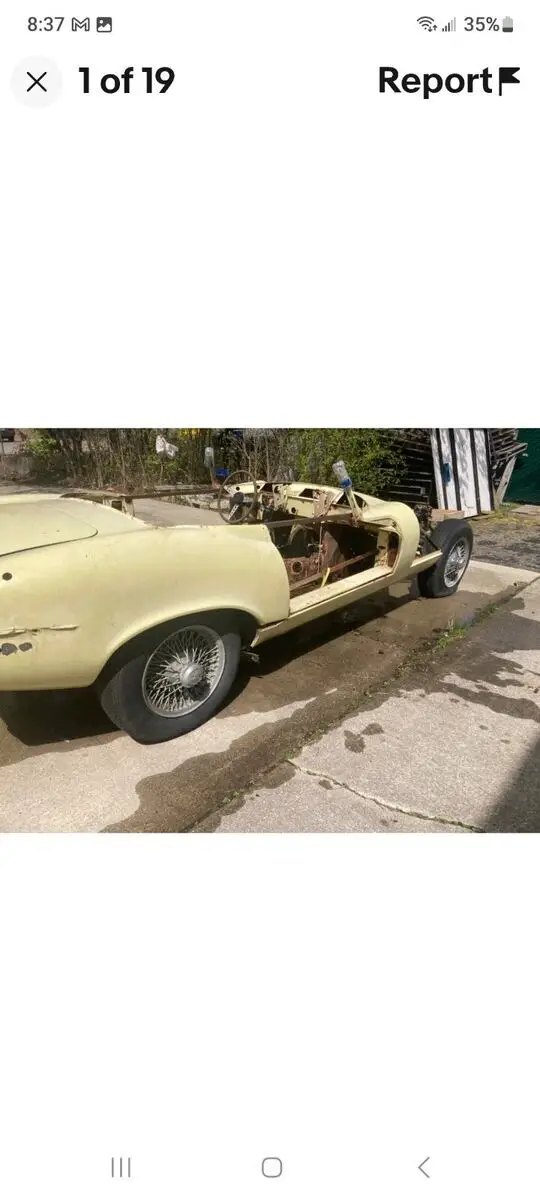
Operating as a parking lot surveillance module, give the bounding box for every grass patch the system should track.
[434,618,468,650]
[473,505,540,528]
[435,597,511,650]
[471,601,499,624]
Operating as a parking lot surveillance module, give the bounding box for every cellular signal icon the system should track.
[417,15,437,30]
[441,16,457,30]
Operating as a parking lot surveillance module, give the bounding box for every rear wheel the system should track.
[97,614,242,743]
[418,519,473,598]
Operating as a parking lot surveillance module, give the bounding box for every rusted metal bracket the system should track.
[289,549,374,593]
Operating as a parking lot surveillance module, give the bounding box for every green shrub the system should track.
[27,431,59,459]
[26,431,65,478]
[24,427,407,496]
[294,429,405,494]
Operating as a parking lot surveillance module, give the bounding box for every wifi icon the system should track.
[417,15,437,30]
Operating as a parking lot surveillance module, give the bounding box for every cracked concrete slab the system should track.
[211,578,540,833]
[208,761,467,832]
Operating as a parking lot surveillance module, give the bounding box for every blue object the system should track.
[442,462,451,484]
[215,467,229,479]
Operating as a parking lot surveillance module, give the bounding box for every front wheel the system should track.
[418,519,473,598]
[97,615,242,743]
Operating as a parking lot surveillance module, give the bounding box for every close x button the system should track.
[27,70,48,92]
[11,57,62,107]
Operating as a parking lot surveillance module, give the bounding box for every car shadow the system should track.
[0,687,117,757]
[238,583,415,681]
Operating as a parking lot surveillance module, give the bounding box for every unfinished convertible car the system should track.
[0,469,473,743]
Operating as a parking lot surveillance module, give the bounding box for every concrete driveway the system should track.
[212,576,540,833]
[0,500,537,831]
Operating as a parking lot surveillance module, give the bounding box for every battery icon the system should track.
[502,16,514,31]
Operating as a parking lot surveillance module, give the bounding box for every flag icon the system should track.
[498,66,520,94]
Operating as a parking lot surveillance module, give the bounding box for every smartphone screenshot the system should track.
[0,4,538,1199]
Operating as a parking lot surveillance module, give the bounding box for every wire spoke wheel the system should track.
[443,537,470,588]
[142,625,227,718]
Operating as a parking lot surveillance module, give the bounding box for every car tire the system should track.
[97,614,242,743]
[417,519,473,598]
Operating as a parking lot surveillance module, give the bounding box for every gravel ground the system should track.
[472,514,540,573]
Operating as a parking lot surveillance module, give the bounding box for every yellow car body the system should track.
[0,485,467,741]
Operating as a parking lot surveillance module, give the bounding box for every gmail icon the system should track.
[72,16,90,30]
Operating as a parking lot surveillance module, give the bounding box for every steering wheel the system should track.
[217,471,261,524]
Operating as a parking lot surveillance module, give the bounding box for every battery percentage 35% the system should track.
[464,16,500,30]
